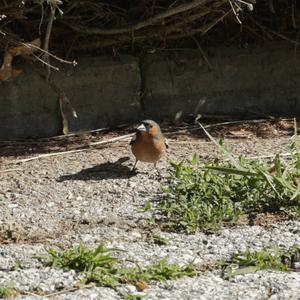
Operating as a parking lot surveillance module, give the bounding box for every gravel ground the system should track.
[1,127,300,300]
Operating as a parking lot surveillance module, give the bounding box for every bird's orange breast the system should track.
[131,132,166,163]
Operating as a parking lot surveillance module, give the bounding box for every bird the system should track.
[130,120,168,172]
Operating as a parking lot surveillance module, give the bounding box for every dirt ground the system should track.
[0,119,299,299]
[0,119,295,243]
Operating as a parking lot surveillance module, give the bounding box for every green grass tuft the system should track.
[46,242,119,273]
[45,243,196,289]
[222,245,300,279]
[123,294,144,300]
[0,283,15,299]
[156,120,300,233]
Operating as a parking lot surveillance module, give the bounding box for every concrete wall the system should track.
[0,65,60,139]
[1,44,300,139]
[0,56,142,139]
[142,46,300,119]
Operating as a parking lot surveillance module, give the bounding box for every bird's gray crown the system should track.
[141,120,159,127]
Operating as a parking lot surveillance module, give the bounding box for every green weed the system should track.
[45,243,196,289]
[0,283,15,299]
[222,245,300,279]
[46,242,119,273]
[156,121,300,233]
[123,294,144,300]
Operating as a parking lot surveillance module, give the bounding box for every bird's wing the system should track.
[129,133,137,145]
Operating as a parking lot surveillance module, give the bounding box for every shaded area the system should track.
[0,119,297,157]
[57,158,135,181]
[1,1,299,55]
[0,126,130,157]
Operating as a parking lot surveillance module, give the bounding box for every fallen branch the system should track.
[7,133,134,164]
[69,0,216,36]
[165,118,275,135]
[20,284,94,298]
[36,126,112,140]
[0,168,22,173]
[4,118,293,165]
[88,133,134,146]
[10,149,88,164]
[45,284,94,298]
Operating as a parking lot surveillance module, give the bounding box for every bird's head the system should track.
[136,120,162,138]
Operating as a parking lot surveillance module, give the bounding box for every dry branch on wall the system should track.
[0,38,41,81]
[69,0,218,35]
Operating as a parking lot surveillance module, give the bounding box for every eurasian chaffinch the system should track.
[130,120,168,171]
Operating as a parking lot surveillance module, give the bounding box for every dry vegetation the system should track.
[0,0,299,58]
[1,1,299,86]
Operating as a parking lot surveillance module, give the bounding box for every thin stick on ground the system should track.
[10,149,88,164]
[88,133,134,146]
[0,168,22,173]
[164,118,277,136]
[21,291,41,297]
[6,133,134,164]
[3,118,294,165]
[246,152,297,160]
[44,286,94,298]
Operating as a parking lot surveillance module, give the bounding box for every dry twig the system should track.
[0,168,22,173]
[7,133,134,164]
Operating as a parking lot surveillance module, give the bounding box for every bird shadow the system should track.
[57,157,137,181]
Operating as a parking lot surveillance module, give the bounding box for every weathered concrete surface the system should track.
[1,45,300,140]
[53,56,142,132]
[142,45,300,120]
[0,56,142,139]
[0,63,61,139]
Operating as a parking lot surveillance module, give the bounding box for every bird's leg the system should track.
[154,162,162,179]
[131,159,138,172]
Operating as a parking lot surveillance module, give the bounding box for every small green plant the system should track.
[156,120,300,233]
[123,294,144,300]
[159,154,240,232]
[142,201,153,212]
[0,283,15,299]
[222,245,300,279]
[13,258,20,271]
[116,259,196,284]
[44,243,196,289]
[46,242,119,273]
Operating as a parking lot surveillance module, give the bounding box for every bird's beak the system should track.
[137,123,147,132]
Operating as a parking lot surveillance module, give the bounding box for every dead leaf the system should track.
[277,120,294,131]
[9,38,41,56]
[256,124,278,137]
[0,38,41,81]
[59,94,78,135]
[135,281,150,291]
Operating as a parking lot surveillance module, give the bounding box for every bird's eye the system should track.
[149,124,153,128]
